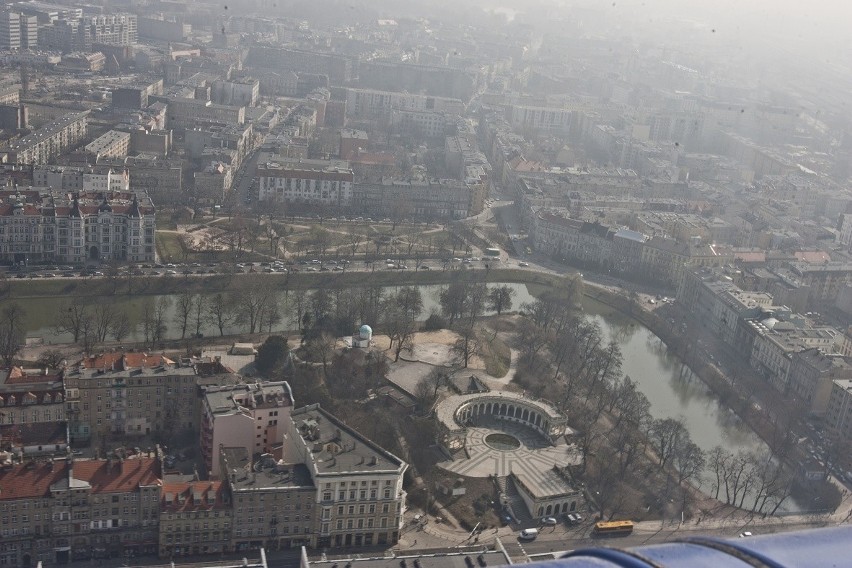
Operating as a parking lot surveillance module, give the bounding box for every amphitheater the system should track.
[434,390,580,475]
[433,390,584,520]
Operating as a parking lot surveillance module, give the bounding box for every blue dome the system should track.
[359,324,373,334]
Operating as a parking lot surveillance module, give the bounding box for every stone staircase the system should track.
[503,475,533,525]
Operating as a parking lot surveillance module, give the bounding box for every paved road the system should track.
[519,519,838,556]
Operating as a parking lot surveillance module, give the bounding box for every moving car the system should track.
[519,528,538,540]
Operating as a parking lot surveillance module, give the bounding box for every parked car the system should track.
[542,517,558,526]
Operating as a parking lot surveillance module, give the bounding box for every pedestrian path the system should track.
[438,420,581,480]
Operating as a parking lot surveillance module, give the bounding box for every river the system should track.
[582,296,802,512]
[19,282,538,344]
[15,282,798,509]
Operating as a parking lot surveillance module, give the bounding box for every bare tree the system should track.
[0,303,26,365]
[488,285,516,315]
[439,280,468,326]
[192,294,207,337]
[452,322,480,369]
[610,377,651,430]
[93,303,115,343]
[261,293,283,333]
[37,348,65,368]
[207,292,235,337]
[673,440,706,486]
[609,425,646,475]
[307,332,336,376]
[414,375,438,411]
[143,297,171,346]
[649,417,689,469]
[289,289,308,332]
[235,281,274,334]
[347,232,361,259]
[80,312,98,354]
[110,310,133,343]
[54,298,90,343]
[174,291,194,339]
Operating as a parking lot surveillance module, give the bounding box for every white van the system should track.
[519,528,539,540]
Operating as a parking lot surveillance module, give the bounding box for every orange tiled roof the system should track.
[72,458,160,492]
[4,366,63,385]
[160,481,228,512]
[0,461,68,500]
[79,352,175,370]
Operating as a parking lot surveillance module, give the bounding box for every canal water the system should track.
[17,282,538,344]
[13,282,798,510]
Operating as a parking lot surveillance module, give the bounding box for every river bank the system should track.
[583,285,836,513]
[0,267,565,300]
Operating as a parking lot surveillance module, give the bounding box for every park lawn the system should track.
[155,232,184,262]
[478,329,511,378]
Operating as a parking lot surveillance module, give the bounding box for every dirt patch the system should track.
[405,330,485,369]
[422,470,502,530]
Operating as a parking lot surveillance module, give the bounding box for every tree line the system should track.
[507,274,795,519]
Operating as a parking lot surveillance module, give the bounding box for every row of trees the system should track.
[509,274,795,519]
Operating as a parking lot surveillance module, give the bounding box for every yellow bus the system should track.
[592,520,634,536]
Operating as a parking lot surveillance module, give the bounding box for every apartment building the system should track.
[0,11,20,49]
[0,455,161,566]
[79,13,137,47]
[33,165,129,193]
[284,404,408,549]
[162,97,245,130]
[351,177,477,220]
[790,262,852,307]
[220,448,316,552]
[84,130,131,159]
[0,366,65,427]
[744,321,838,394]
[826,378,852,438]
[788,349,852,416]
[201,381,294,478]
[64,353,196,444]
[111,80,164,110]
[158,481,231,558]
[246,46,353,84]
[185,122,254,169]
[506,104,575,133]
[94,155,183,202]
[390,108,453,138]
[193,162,232,203]
[257,159,354,208]
[0,111,88,165]
[0,83,20,106]
[212,78,259,107]
[0,188,155,264]
[345,87,464,120]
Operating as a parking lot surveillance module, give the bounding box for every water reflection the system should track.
[585,296,765,454]
[582,296,801,511]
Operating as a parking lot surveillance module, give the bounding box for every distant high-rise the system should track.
[19,13,37,49]
[0,10,22,50]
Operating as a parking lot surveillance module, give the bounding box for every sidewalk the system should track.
[396,512,516,551]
